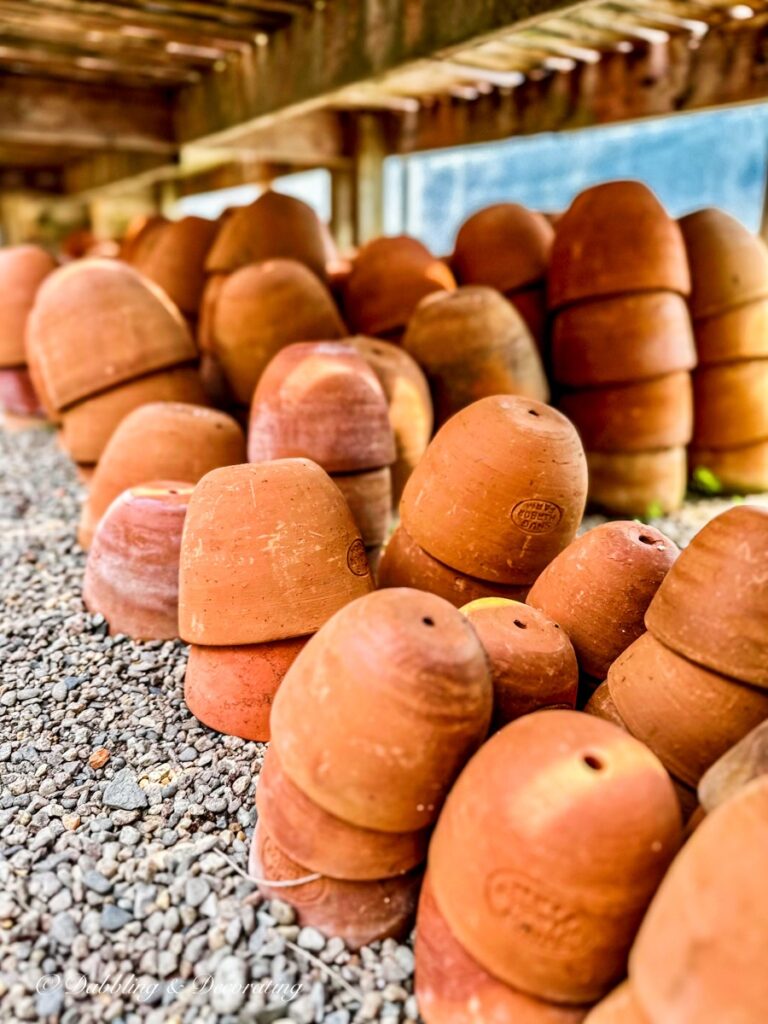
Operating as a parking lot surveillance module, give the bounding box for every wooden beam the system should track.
[0,166,64,193]
[62,152,174,196]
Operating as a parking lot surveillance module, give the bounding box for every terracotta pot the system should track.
[133,216,218,315]
[184,637,306,741]
[551,292,696,388]
[607,632,768,788]
[401,395,587,584]
[344,236,456,337]
[249,822,421,950]
[584,682,628,730]
[526,522,679,679]
[630,777,768,1024]
[0,245,56,367]
[451,202,554,294]
[679,207,768,320]
[332,467,391,548]
[83,482,192,640]
[698,719,768,813]
[120,213,167,264]
[349,335,433,504]
[198,273,227,353]
[403,286,549,426]
[79,401,244,549]
[428,709,682,1004]
[0,367,43,417]
[692,360,768,448]
[694,296,768,365]
[179,459,373,645]
[583,983,650,1024]
[247,341,395,471]
[255,747,428,880]
[549,182,690,311]
[271,588,492,833]
[26,259,197,413]
[585,448,687,517]
[210,259,345,405]
[645,505,768,688]
[205,190,328,280]
[378,525,530,607]
[690,440,768,495]
[510,284,548,350]
[416,876,588,1024]
[461,598,578,727]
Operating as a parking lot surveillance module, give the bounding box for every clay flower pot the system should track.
[249,822,422,950]
[630,777,768,1024]
[120,213,167,264]
[344,236,456,338]
[461,598,578,727]
[0,368,43,418]
[255,747,428,880]
[0,244,56,368]
[198,273,227,354]
[694,297,768,365]
[549,182,690,311]
[209,259,345,405]
[332,467,391,552]
[378,525,531,608]
[526,521,679,679]
[416,877,588,1024]
[583,983,650,1024]
[428,710,682,1004]
[690,440,768,495]
[692,360,768,448]
[645,505,768,688]
[607,632,768,788]
[401,395,587,584]
[679,207,768,320]
[403,286,549,426]
[132,215,218,315]
[179,459,372,646]
[270,588,492,833]
[584,682,629,731]
[451,202,554,295]
[83,482,192,640]
[551,292,696,388]
[246,341,395,471]
[585,448,687,517]
[79,401,245,549]
[698,720,768,813]
[510,284,549,349]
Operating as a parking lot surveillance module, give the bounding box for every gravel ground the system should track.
[1,425,766,1024]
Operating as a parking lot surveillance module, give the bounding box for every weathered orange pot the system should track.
[428,710,682,1004]
[79,401,244,548]
[179,459,372,646]
[332,467,391,550]
[698,719,768,813]
[694,296,768,365]
[692,360,768,448]
[132,215,218,315]
[120,213,167,264]
[630,777,768,1024]
[247,341,395,471]
[197,273,227,353]
[526,522,678,679]
[510,284,549,350]
[184,637,306,741]
[679,207,768,320]
[585,448,687,517]
[551,292,696,388]
[607,632,768,788]
[403,286,549,426]
[584,682,628,731]
[401,395,587,584]
[690,439,768,495]
[461,598,578,727]
[255,747,428,880]
[271,588,492,833]
[209,259,345,405]
[549,182,690,311]
[249,822,422,950]
[416,876,588,1024]
[0,368,43,417]
[451,202,554,294]
[0,245,56,368]
[583,983,650,1024]
[83,482,192,640]
[645,505,768,688]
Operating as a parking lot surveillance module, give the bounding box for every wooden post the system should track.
[330,166,355,253]
[353,113,386,246]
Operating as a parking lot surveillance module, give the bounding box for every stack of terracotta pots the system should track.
[549,181,696,516]
[0,245,56,425]
[698,719,768,814]
[247,342,396,570]
[253,587,492,948]
[403,286,549,428]
[178,460,373,741]
[681,208,768,493]
[417,710,682,1020]
[379,394,588,607]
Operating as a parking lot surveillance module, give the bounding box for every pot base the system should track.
[586,448,687,517]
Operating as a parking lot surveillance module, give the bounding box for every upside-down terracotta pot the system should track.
[645,505,768,688]
[401,395,587,584]
[132,215,218,315]
[461,598,578,727]
[332,467,391,551]
[585,448,687,517]
[691,360,768,448]
[551,292,696,388]
[693,296,768,365]
[403,286,549,426]
[179,459,372,646]
[428,710,682,1004]
[249,822,422,950]
[83,482,192,640]
[549,182,690,311]
[79,401,244,548]
[271,588,492,833]
[120,213,167,264]
[630,777,768,1024]
[255,747,428,881]
[0,244,57,368]
[198,272,227,354]
[246,341,395,471]
[510,284,549,350]
[607,632,768,788]
[416,876,588,1024]
[690,440,768,494]
[451,203,554,295]
[584,682,628,731]
[583,983,650,1024]
[0,368,43,418]
[698,719,768,813]
[526,522,679,679]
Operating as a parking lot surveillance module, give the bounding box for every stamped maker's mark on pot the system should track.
[346,538,370,576]
[485,870,583,951]
[511,499,563,535]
